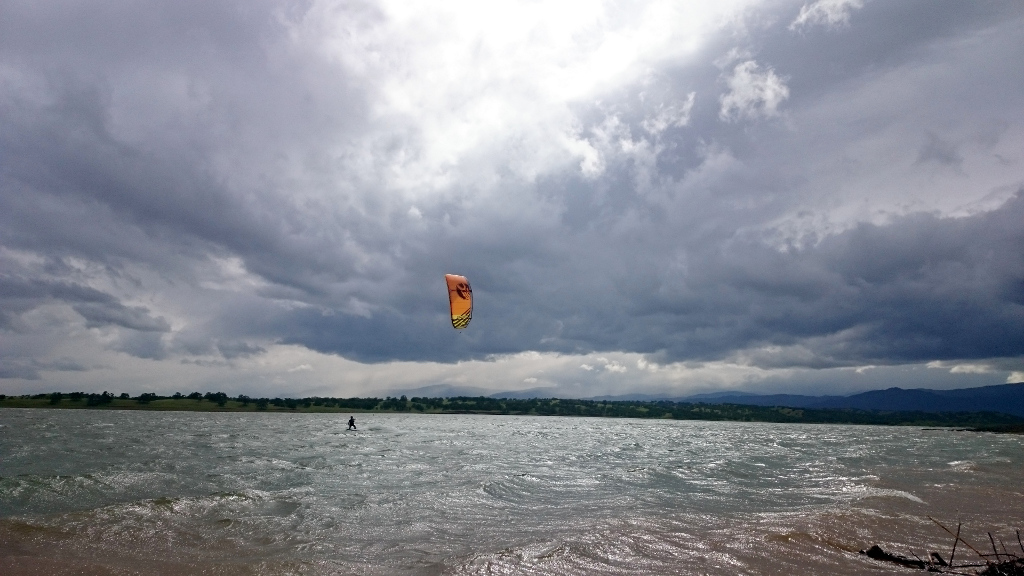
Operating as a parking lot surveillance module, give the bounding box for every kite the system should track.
[444,274,473,329]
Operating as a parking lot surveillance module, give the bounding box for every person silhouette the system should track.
[347,416,357,430]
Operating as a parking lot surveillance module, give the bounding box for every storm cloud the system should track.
[1,0,1022,396]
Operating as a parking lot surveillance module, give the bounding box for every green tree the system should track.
[204,392,228,406]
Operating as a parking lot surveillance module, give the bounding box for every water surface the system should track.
[2,409,1022,574]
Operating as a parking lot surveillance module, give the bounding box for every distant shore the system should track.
[2,392,1023,433]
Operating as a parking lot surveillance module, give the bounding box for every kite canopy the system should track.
[444,274,473,329]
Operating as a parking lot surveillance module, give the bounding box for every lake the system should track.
[2,408,1022,574]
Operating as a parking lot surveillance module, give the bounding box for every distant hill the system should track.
[682,383,1024,418]
[682,391,844,408]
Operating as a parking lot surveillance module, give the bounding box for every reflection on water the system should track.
[1,409,1022,575]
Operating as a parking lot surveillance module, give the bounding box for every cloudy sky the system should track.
[2,0,1022,399]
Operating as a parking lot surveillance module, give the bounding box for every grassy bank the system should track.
[2,392,1023,431]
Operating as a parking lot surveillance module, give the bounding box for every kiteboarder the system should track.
[347,416,357,430]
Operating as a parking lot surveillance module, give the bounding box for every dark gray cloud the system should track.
[224,188,1023,370]
[0,357,95,381]
[1,0,1021,392]
[0,276,168,332]
[72,303,170,332]
[916,132,963,169]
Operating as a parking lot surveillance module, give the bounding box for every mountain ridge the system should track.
[686,383,1024,418]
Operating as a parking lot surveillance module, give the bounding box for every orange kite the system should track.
[444,274,473,329]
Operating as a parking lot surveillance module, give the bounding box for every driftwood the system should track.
[860,519,1024,575]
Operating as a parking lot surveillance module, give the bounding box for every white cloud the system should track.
[949,364,992,374]
[713,47,754,70]
[296,0,759,195]
[636,358,658,372]
[790,0,865,31]
[604,362,628,373]
[719,60,789,122]
[927,361,994,375]
[642,92,696,135]
[1009,372,1024,383]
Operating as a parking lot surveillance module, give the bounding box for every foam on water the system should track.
[1,409,1022,575]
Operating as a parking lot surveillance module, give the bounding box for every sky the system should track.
[2,0,1022,399]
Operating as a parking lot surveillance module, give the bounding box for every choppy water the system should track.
[1,409,1022,575]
